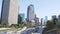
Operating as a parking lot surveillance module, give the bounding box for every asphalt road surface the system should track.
[0,26,45,34]
[21,26,44,34]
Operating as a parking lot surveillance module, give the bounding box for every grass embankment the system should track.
[42,27,57,34]
[0,24,26,32]
[57,28,60,34]
[0,28,17,32]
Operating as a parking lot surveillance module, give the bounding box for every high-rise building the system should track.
[41,18,43,26]
[44,16,48,25]
[35,17,39,25]
[57,15,60,27]
[58,15,60,19]
[1,0,18,25]
[20,13,25,21]
[52,15,57,25]
[34,14,39,25]
[52,15,57,20]
[27,4,35,22]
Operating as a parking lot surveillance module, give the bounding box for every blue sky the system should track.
[0,0,60,20]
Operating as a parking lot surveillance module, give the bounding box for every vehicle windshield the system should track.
[0,0,59,34]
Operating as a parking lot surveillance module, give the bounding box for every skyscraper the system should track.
[35,17,39,25]
[34,14,39,25]
[41,18,43,26]
[20,13,25,21]
[27,4,35,22]
[57,15,60,27]
[58,15,60,19]
[52,15,57,20]
[44,16,48,25]
[52,15,57,25]
[1,0,18,25]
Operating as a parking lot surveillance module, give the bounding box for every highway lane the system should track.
[21,28,35,34]
[21,26,45,34]
[0,26,45,34]
[33,28,44,34]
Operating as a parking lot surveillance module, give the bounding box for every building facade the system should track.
[34,14,39,25]
[1,0,18,25]
[44,16,48,25]
[27,4,35,22]
[58,15,60,19]
[52,15,58,25]
[20,13,25,21]
[52,15,57,20]
[56,15,60,27]
[35,17,39,25]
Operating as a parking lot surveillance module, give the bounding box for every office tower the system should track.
[44,16,48,25]
[41,18,43,26]
[20,13,25,21]
[27,4,35,22]
[35,17,39,23]
[52,15,57,20]
[57,15,60,27]
[52,15,57,25]
[0,17,1,23]
[35,17,39,25]
[1,0,18,25]
[34,14,39,25]
[58,15,60,19]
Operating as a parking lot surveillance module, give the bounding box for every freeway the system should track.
[0,26,45,34]
[21,26,45,34]
[32,27,44,34]
[21,28,35,34]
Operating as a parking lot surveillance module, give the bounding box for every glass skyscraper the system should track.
[27,4,35,22]
[44,16,48,25]
[20,13,25,21]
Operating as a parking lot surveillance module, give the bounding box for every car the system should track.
[34,27,39,32]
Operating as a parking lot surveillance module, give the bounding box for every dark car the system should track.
[33,27,39,32]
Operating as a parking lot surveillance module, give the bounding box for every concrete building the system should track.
[52,15,57,20]
[40,18,43,26]
[34,15,39,26]
[27,4,35,22]
[31,20,35,26]
[41,18,44,26]
[35,17,39,25]
[57,15,60,27]
[52,15,58,25]
[58,15,60,19]
[1,0,18,25]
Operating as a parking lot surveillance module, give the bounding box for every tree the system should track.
[1,21,9,27]
[10,24,18,28]
[46,20,54,29]
[18,14,23,24]
[57,20,60,28]
[52,17,58,25]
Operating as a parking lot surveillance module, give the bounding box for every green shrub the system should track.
[10,24,18,28]
[0,21,9,27]
[10,24,24,28]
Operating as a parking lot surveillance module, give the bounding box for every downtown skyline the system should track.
[0,0,60,20]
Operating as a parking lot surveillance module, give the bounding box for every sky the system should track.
[0,0,60,20]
